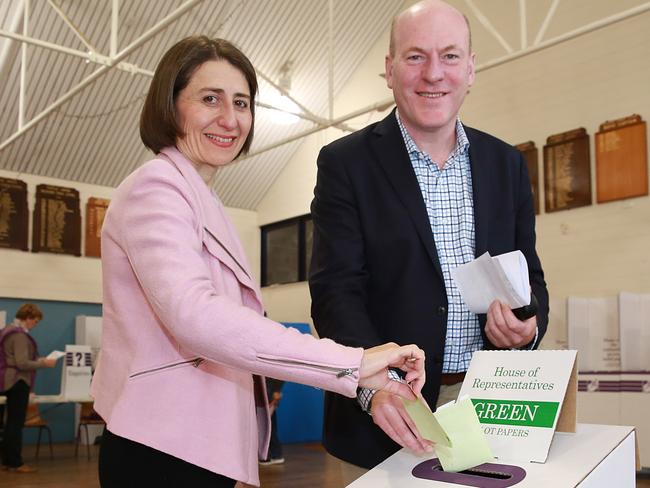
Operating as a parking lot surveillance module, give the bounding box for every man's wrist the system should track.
[357,387,376,413]
[356,369,403,414]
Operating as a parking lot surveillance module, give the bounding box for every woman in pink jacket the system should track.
[91,36,428,488]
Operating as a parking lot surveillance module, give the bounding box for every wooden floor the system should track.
[1,442,649,487]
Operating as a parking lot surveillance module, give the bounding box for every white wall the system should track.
[258,7,650,342]
[0,169,260,303]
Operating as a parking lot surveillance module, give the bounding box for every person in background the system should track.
[91,36,427,488]
[309,0,549,483]
[0,303,56,473]
[258,377,284,466]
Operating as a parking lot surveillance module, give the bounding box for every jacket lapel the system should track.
[371,112,444,282]
[466,127,490,257]
[160,147,256,288]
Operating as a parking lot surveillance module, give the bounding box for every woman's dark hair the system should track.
[140,36,257,158]
[15,303,43,321]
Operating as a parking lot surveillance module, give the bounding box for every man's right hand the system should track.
[370,390,433,454]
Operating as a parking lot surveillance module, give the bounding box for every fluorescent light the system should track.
[260,90,301,125]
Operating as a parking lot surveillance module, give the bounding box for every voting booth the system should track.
[350,350,638,487]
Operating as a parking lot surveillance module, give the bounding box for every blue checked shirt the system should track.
[357,112,483,413]
[397,111,483,373]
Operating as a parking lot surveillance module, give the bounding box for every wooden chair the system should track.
[23,403,53,460]
[75,402,105,460]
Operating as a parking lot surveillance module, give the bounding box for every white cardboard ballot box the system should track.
[348,424,636,488]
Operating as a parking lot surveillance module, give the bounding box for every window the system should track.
[261,214,312,286]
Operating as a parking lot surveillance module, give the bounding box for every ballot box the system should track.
[348,424,636,488]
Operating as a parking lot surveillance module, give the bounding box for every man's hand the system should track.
[485,300,536,348]
[370,390,433,454]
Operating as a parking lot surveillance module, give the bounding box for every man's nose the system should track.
[422,58,444,82]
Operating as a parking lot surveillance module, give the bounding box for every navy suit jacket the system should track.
[309,110,549,468]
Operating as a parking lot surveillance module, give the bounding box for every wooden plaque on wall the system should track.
[516,141,540,215]
[0,177,29,251]
[543,128,592,213]
[85,197,110,257]
[595,114,648,203]
[32,184,81,256]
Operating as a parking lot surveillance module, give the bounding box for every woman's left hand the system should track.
[358,343,426,400]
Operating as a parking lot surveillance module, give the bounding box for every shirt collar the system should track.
[395,110,470,162]
[10,318,29,333]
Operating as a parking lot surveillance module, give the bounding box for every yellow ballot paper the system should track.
[402,396,493,472]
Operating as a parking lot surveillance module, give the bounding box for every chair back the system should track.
[24,403,47,427]
[79,402,104,424]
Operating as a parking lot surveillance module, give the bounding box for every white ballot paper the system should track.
[46,350,66,360]
[451,251,530,313]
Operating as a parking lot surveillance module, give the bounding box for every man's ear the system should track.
[385,55,394,89]
[467,52,476,87]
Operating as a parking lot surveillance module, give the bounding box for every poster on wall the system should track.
[0,177,29,251]
[596,114,648,203]
[543,128,591,213]
[515,141,540,215]
[32,184,81,256]
[85,197,110,257]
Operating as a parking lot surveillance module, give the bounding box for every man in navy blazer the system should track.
[309,0,549,479]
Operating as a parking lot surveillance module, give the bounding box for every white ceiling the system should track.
[1,0,648,209]
[0,0,404,209]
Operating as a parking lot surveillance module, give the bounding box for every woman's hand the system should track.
[39,357,57,368]
[359,343,425,400]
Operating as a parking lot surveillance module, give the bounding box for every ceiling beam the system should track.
[0,30,154,77]
[19,0,29,129]
[0,0,203,153]
[46,0,97,54]
[534,0,561,46]
[464,0,513,54]
[484,1,650,71]
[111,0,119,57]
[519,0,527,49]
[242,99,395,160]
[0,1,25,97]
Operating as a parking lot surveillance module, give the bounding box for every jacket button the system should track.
[437,306,447,315]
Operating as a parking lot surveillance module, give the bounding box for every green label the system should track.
[471,399,559,428]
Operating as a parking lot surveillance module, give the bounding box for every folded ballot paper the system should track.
[46,350,66,360]
[401,396,493,472]
[450,251,530,313]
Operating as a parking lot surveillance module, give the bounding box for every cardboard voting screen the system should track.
[458,350,577,463]
[61,344,92,399]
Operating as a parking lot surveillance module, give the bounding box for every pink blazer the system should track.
[91,147,363,486]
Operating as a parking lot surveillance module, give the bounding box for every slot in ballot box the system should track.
[348,424,637,488]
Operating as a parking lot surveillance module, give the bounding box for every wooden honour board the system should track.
[595,115,648,203]
[32,184,81,256]
[515,141,540,215]
[85,197,110,257]
[544,128,592,213]
[0,177,29,251]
